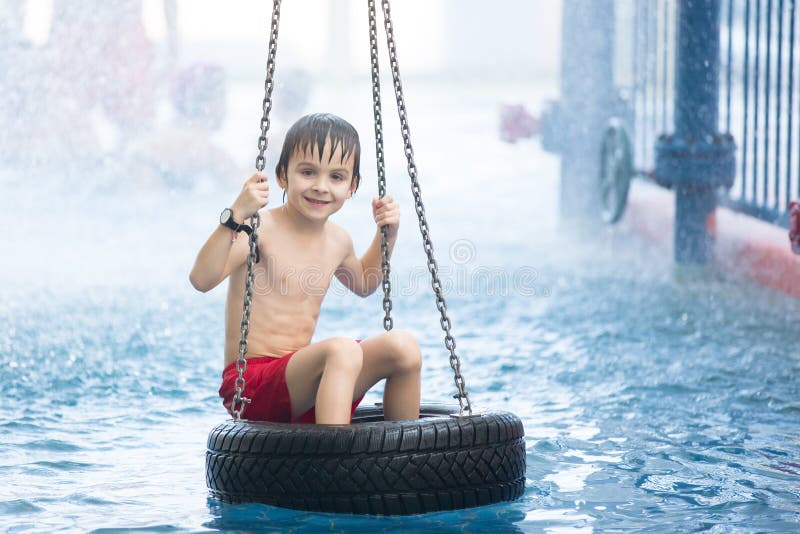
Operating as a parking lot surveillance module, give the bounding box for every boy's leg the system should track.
[355,330,422,421]
[284,337,363,424]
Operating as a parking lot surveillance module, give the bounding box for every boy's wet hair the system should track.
[275,113,361,192]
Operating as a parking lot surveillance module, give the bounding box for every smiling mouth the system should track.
[304,196,331,206]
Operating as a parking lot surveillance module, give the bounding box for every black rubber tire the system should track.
[206,403,526,515]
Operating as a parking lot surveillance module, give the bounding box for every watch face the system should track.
[220,208,232,225]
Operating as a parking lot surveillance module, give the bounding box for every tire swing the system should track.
[205,0,526,515]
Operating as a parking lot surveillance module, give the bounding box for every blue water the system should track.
[2,82,799,532]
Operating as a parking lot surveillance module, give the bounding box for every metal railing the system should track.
[627,0,677,173]
[722,0,798,226]
[619,0,799,228]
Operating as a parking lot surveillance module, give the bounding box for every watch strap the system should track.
[220,209,258,262]
[235,223,254,235]
[221,212,254,235]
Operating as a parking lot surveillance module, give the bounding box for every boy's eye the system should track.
[332,174,344,181]
[301,169,314,176]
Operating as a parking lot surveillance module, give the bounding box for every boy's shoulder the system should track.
[326,220,352,248]
[324,222,358,266]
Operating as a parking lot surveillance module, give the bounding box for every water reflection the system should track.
[204,496,528,533]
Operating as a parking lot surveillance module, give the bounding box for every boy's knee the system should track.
[324,337,363,374]
[388,330,422,371]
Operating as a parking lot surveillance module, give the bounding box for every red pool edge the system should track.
[622,181,800,300]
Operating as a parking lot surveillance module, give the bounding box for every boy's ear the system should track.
[276,169,287,188]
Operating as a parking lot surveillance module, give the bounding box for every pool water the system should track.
[1,82,799,532]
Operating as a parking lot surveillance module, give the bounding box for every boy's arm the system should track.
[189,173,269,292]
[335,230,397,297]
[189,223,251,292]
[335,196,399,297]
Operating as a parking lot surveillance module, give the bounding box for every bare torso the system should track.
[223,207,348,368]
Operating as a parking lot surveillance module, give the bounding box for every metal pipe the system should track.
[671,0,725,263]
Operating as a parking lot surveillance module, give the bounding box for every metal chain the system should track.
[231,0,282,421]
[378,0,472,416]
[367,0,393,332]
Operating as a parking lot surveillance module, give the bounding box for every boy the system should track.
[190,113,422,424]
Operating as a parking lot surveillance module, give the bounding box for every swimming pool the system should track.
[1,82,798,532]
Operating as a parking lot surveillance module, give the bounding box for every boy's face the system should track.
[279,138,358,222]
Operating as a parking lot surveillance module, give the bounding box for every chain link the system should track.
[231,0,282,421]
[378,0,471,416]
[367,0,394,332]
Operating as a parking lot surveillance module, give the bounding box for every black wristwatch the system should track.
[219,208,253,235]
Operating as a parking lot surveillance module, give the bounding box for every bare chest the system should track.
[257,234,342,299]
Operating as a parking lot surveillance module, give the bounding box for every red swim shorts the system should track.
[218,344,364,424]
